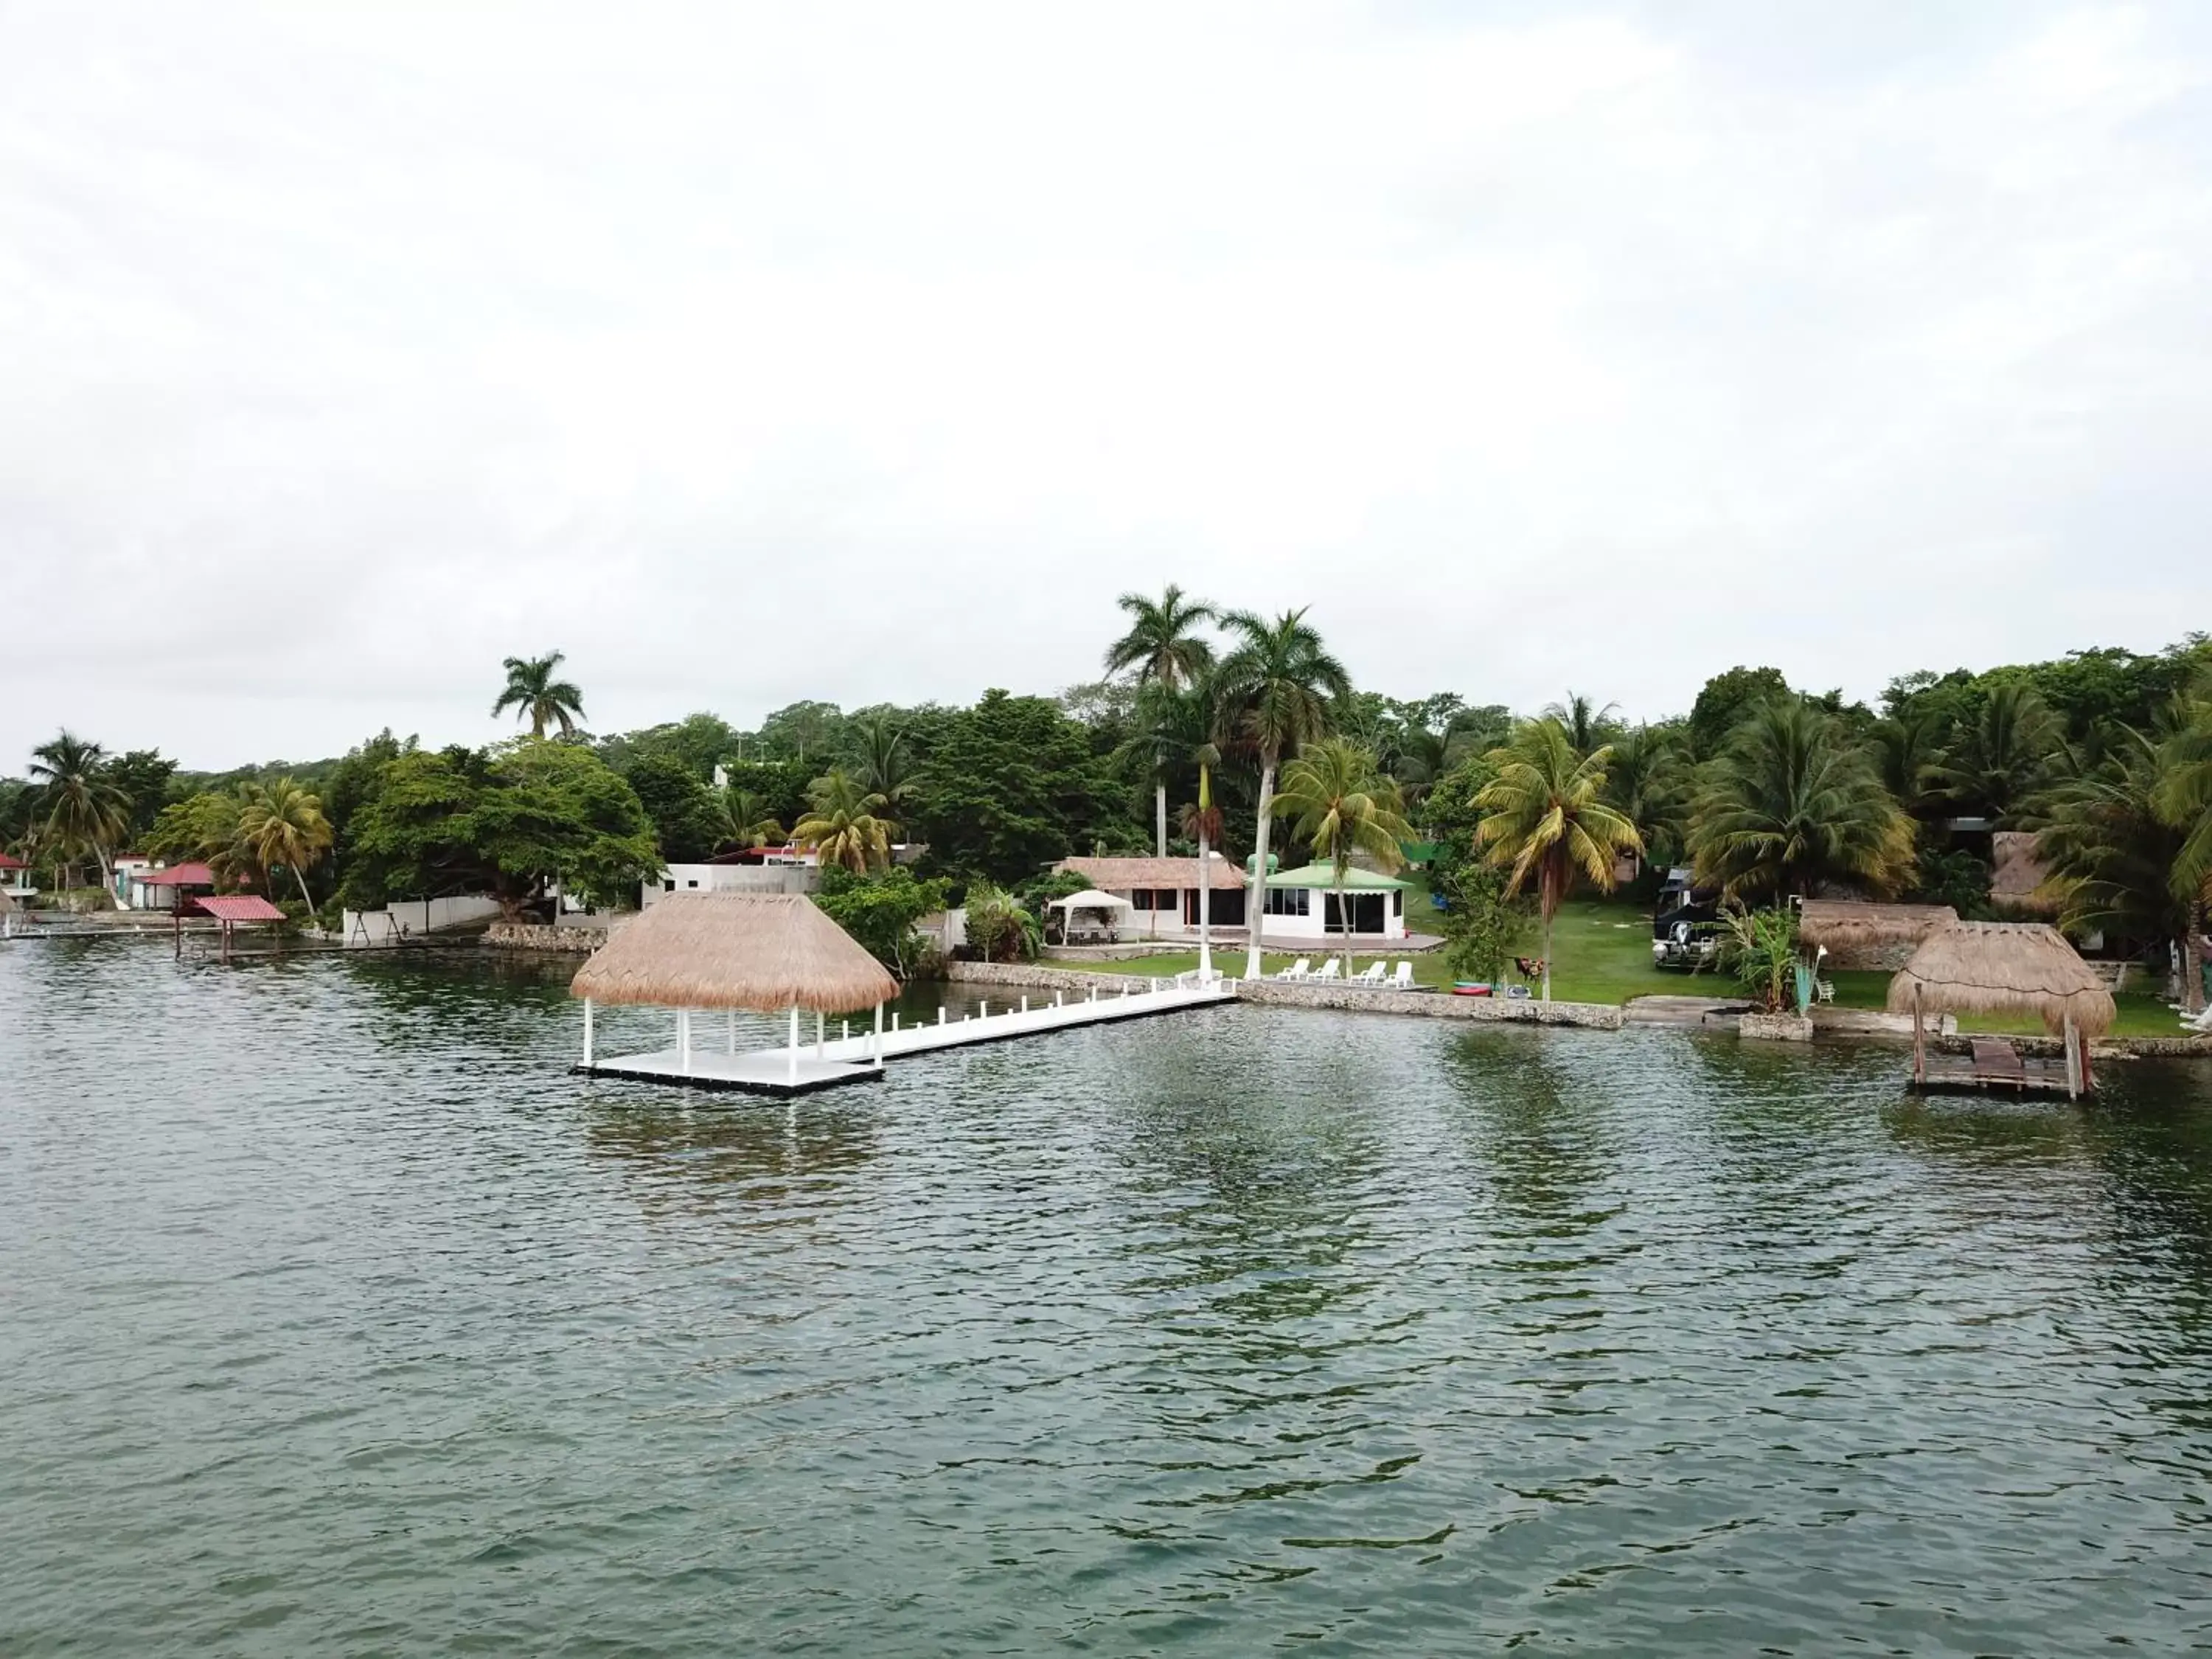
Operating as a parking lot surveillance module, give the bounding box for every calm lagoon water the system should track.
[6,943,2212,1655]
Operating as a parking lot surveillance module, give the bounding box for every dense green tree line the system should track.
[8,627,2210,1001]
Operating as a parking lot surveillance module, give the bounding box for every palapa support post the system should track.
[2064,1015,2081,1101]
[1912,984,1926,1090]
[728,1009,737,1054]
[873,1000,884,1065]
[815,1011,825,1060]
[787,1005,800,1086]
[582,998,594,1068]
[678,1008,691,1074]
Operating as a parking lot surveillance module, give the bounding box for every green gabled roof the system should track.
[1262,863,1413,891]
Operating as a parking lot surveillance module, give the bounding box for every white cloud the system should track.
[1,1,2206,768]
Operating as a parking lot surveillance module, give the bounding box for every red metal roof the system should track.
[0,852,22,870]
[190,894,287,923]
[140,863,216,888]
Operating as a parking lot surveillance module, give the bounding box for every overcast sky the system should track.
[4,1,2208,773]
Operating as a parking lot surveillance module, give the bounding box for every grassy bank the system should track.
[1042,898,2192,1037]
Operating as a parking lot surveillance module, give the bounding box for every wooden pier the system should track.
[579,973,1234,1095]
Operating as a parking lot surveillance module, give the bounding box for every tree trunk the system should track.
[295,866,316,911]
[1197,827,1212,978]
[1336,871,1351,981]
[1155,783,1168,860]
[1245,760,1276,980]
[2185,911,2206,1015]
[1541,905,1554,1003]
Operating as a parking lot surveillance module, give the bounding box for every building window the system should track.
[664,880,676,892]
[686,880,700,888]
[1263,887,1309,917]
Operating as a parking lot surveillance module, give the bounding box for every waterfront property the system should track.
[1798,900,1960,971]
[0,851,31,902]
[122,860,217,911]
[1052,855,1248,939]
[1891,919,2115,1098]
[1253,863,1411,945]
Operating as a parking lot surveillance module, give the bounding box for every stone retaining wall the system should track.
[1739,1012,1814,1041]
[484,921,615,953]
[1234,979,1622,1028]
[948,961,1149,992]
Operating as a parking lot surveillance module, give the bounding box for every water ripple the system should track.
[5,945,2212,1653]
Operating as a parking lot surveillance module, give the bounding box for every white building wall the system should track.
[1255,887,1406,942]
[341,894,506,945]
[643,862,820,906]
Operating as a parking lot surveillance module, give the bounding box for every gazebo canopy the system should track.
[191,894,287,923]
[1800,900,1958,953]
[1885,920,2115,1037]
[571,891,897,1013]
[1048,888,1135,911]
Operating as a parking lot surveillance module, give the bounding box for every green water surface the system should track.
[5,943,2212,1654]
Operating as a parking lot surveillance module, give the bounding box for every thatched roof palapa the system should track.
[1988,830,2059,917]
[1885,919,2115,1038]
[570,892,897,1013]
[1799,900,1958,953]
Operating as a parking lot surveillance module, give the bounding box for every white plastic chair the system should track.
[1352,962,1385,986]
[1391,961,1415,990]
[1276,956,1312,981]
[1312,960,1342,981]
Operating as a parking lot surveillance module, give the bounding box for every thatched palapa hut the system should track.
[1798,900,1958,970]
[571,891,898,1088]
[1886,919,2115,1096]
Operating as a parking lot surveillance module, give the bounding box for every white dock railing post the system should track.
[939,1007,947,1026]
[980,1000,989,1020]
[842,1020,850,1048]
[1021,995,1029,1014]
[894,1012,902,1032]
[582,998,594,1067]
[1056,991,1064,1007]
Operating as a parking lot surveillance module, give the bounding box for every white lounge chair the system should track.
[2180,1003,2212,1033]
[1312,960,1342,981]
[1351,962,1386,986]
[1276,957,1312,981]
[1390,961,1415,990]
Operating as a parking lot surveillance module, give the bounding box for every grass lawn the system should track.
[1043,898,2198,1035]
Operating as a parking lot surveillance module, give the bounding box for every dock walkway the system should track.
[581,973,1235,1094]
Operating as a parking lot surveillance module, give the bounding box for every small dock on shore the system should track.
[582,974,1234,1094]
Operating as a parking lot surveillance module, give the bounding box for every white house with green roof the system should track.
[1256,863,1411,944]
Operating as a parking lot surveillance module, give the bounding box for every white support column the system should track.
[728,1009,737,1054]
[678,1008,691,1074]
[873,1000,884,1065]
[787,1005,800,1085]
[815,1011,825,1060]
[582,998,594,1067]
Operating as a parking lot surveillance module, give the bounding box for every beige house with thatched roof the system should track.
[1053,854,1248,938]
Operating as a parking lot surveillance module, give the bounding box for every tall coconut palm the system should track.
[237,779,333,908]
[1543,692,1621,758]
[1214,608,1353,978]
[1178,737,1224,979]
[492,651,587,740]
[1932,682,2059,826]
[1104,585,1216,855]
[2154,698,2212,1009]
[714,787,785,851]
[793,768,894,874]
[850,714,914,816]
[1270,738,1413,980]
[28,730,129,892]
[1599,724,1692,872]
[1872,706,1947,822]
[1687,700,1915,902]
[1474,719,1643,1001]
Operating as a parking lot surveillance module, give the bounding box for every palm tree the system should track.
[1872,706,1947,821]
[1270,738,1413,980]
[236,779,333,908]
[714,787,785,851]
[1178,737,1224,978]
[1104,585,1216,855]
[1214,608,1353,978]
[850,714,914,816]
[1474,719,1643,1001]
[1543,692,1622,757]
[1600,724,1692,872]
[2153,698,2212,1010]
[28,731,129,893]
[1686,700,1915,902]
[2038,719,2195,1003]
[1932,683,2059,826]
[793,768,894,874]
[492,652,587,740]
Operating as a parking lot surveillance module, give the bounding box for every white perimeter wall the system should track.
[341,894,504,945]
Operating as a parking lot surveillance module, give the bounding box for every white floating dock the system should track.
[580,974,1234,1095]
